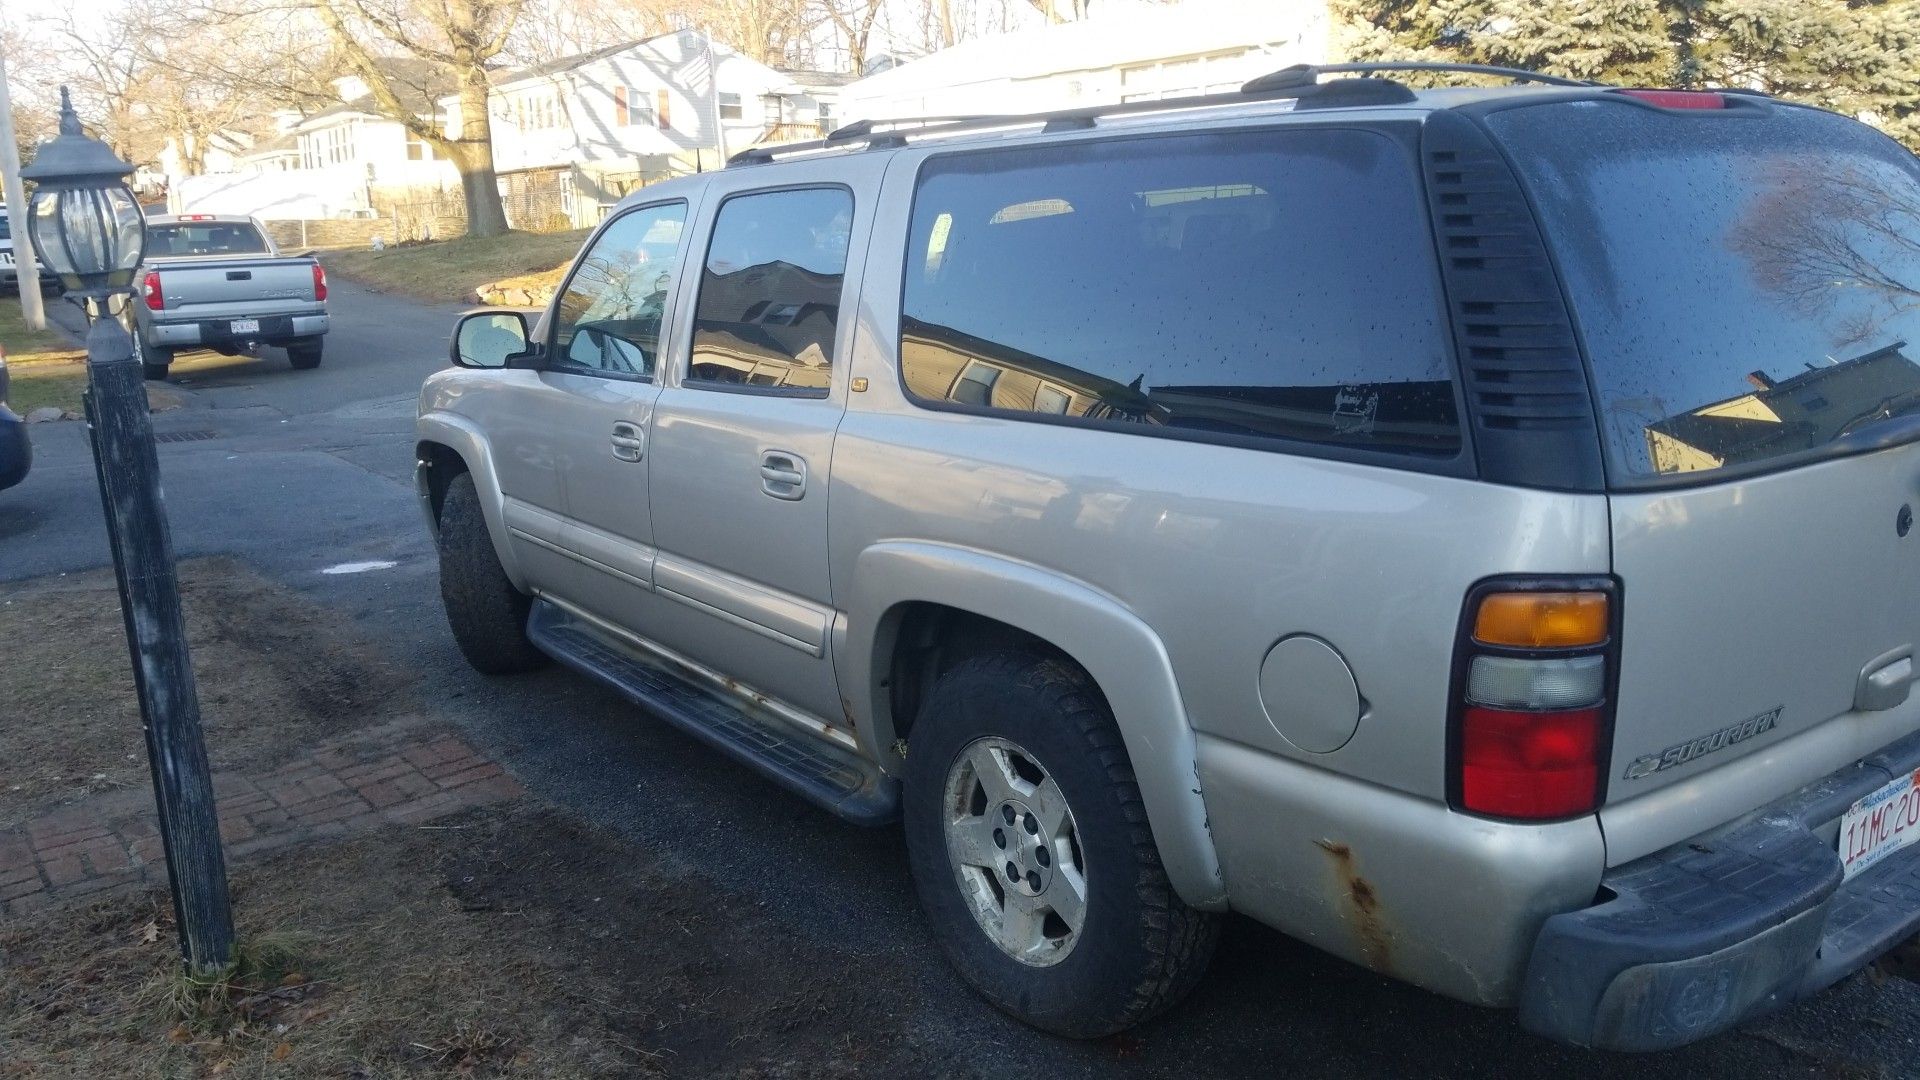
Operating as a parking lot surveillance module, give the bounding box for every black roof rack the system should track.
[1244,61,1600,93]
[725,59,1594,167]
[727,73,1419,166]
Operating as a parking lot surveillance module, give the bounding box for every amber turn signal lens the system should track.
[1473,591,1608,649]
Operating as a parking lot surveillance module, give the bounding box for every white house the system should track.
[454,33,850,228]
[839,0,1330,122]
[290,68,459,189]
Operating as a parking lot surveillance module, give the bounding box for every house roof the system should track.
[778,69,856,89]
[493,38,663,87]
[301,57,452,127]
[842,0,1318,101]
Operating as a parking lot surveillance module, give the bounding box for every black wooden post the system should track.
[81,310,234,974]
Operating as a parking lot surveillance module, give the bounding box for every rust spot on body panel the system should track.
[1317,838,1393,973]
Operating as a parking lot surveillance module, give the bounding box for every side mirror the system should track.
[451,310,532,369]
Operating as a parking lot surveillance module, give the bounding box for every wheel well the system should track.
[417,441,469,524]
[885,603,1081,747]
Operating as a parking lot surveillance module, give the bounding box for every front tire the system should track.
[287,340,323,369]
[903,650,1220,1039]
[437,472,546,675]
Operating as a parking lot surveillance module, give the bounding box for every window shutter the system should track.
[657,90,671,130]
[614,86,628,127]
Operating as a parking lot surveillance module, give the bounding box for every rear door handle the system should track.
[1857,646,1914,712]
[759,450,807,500]
[610,421,645,462]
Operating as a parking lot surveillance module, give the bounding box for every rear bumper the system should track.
[147,312,329,348]
[0,408,32,491]
[1521,726,1920,1051]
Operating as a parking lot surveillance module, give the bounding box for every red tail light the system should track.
[1615,89,1726,110]
[1451,580,1618,821]
[1460,707,1602,818]
[142,271,164,311]
[312,263,328,302]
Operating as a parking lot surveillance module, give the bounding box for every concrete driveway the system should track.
[3,279,1915,1078]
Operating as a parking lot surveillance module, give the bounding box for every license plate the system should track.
[230,319,260,335]
[1839,768,1920,879]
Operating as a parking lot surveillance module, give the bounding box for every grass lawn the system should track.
[0,299,87,416]
[319,230,590,306]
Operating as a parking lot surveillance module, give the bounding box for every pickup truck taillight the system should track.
[1450,581,1618,821]
[312,263,327,302]
[142,271,164,311]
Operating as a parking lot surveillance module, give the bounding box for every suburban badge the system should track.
[1622,707,1783,780]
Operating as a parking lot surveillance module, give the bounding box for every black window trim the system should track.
[680,181,857,400]
[544,197,690,385]
[892,122,1478,479]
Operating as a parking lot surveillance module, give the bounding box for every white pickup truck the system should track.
[131,214,330,380]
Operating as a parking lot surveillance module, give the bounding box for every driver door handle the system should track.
[759,450,807,500]
[610,421,646,462]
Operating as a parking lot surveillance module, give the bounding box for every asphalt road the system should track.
[5,281,1918,1077]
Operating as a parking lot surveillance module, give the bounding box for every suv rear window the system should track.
[1488,100,1920,484]
[899,129,1462,459]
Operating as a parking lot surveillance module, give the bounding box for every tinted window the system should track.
[145,222,270,257]
[0,213,9,241]
[689,187,852,394]
[1489,101,1920,482]
[900,130,1460,456]
[551,202,686,378]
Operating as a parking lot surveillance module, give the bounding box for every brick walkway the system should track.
[0,723,522,917]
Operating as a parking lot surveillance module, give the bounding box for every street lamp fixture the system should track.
[20,87,145,298]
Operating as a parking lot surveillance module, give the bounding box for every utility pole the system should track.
[0,48,48,331]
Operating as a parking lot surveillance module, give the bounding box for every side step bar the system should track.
[526,600,900,825]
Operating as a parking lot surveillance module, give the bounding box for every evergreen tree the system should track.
[1335,0,1920,150]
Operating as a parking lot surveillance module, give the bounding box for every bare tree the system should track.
[820,0,886,71]
[302,0,523,237]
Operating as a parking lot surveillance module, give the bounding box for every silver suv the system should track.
[417,63,1920,1051]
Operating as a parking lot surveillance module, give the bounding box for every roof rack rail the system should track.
[1245,62,1600,93]
[726,74,1417,167]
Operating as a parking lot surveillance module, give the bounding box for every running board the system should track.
[526,600,899,825]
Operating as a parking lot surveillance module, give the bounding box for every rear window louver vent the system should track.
[1421,111,1604,492]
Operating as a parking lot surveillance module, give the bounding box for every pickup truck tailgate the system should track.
[148,256,321,320]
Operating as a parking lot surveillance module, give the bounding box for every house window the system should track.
[719,92,742,120]
[615,87,655,127]
[762,94,782,125]
[818,101,834,133]
[406,135,436,161]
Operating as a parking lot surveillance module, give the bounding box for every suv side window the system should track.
[688,187,853,395]
[900,130,1461,458]
[551,201,687,379]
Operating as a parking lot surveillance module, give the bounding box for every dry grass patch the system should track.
[0,558,411,827]
[1,304,86,416]
[319,231,589,306]
[0,812,642,1079]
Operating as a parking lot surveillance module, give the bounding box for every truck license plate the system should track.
[230,319,260,335]
[1839,768,1920,880]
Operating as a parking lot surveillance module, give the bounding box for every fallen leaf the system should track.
[273,1041,293,1061]
[279,972,307,988]
[138,921,159,945]
[168,1024,192,1044]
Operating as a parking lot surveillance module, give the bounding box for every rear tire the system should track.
[287,341,323,369]
[437,471,546,675]
[136,334,174,381]
[902,650,1220,1039]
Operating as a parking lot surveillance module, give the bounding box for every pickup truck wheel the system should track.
[903,650,1220,1038]
[287,341,323,369]
[437,472,546,675]
[135,334,173,380]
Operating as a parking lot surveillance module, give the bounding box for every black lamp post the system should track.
[22,89,234,975]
